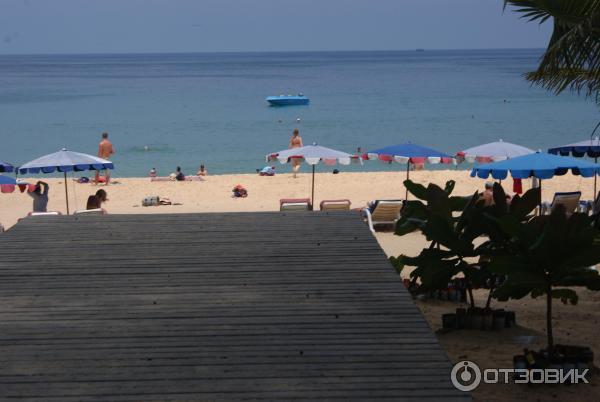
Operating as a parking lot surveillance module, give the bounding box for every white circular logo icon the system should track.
[451,360,482,392]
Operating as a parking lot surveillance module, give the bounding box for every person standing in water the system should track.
[289,128,303,178]
[96,132,115,185]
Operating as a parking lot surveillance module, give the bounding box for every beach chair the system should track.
[74,208,107,215]
[320,199,351,211]
[541,191,581,216]
[362,200,403,233]
[27,211,62,217]
[581,191,600,215]
[280,198,312,211]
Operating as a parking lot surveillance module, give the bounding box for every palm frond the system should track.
[505,0,600,99]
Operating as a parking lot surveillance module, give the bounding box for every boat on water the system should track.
[266,94,309,106]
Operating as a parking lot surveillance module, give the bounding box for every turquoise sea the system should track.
[0,49,598,176]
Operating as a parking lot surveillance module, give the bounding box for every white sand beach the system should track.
[1,170,597,229]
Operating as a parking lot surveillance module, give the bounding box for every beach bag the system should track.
[142,196,160,207]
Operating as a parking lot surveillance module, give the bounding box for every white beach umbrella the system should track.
[457,139,534,163]
[267,144,361,208]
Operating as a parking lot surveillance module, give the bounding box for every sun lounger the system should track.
[74,208,107,215]
[541,191,582,216]
[27,211,62,217]
[150,176,204,182]
[580,191,600,215]
[320,199,351,211]
[362,200,403,233]
[280,198,312,211]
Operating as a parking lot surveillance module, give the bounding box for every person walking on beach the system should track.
[96,132,115,185]
[28,181,49,213]
[289,128,303,178]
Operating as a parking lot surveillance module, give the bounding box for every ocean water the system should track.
[0,49,598,177]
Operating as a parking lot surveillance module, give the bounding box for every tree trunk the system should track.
[467,286,475,309]
[546,284,554,354]
[485,287,494,310]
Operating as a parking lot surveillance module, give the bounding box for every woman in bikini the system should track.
[289,128,303,178]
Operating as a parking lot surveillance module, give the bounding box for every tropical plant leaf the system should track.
[551,288,579,305]
[403,180,428,200]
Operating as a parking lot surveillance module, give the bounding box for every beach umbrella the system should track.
[0,161,14,173]
[18,148,114,214]
[471,152,600,213]
[267,144,361,208]
[0,175,30,194]
[548,136,600,195]
[457,139,534,163]
[364,143,455,200]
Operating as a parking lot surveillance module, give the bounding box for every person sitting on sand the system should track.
[197,164,207,176]
[86,189,108,210]
[258,166,275,176]
[28,181,49,213]
[149,167,157,178]
[174,166,185,181]
[479,182,495,207]
[289,128,303,178]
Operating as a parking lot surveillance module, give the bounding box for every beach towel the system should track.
[513,178,523,194]
[150,176,204,182]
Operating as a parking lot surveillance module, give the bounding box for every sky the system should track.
[0,0,552,54]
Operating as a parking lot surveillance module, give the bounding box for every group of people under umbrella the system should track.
[1,136,600,215]
[0,149,114,214]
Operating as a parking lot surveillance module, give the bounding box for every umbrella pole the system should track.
[311,165,315,210]
[538,179,542,216]
[64,172,70,215]
[405,161,410,201]
[595,157,598,196]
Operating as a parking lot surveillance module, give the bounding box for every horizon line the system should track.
[0,47,546,57]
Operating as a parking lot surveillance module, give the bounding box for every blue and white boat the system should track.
[266,94,309,106]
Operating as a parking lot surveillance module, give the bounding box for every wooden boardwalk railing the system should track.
[0,212,470,401]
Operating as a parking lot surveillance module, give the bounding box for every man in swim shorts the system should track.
[96,132,115,185]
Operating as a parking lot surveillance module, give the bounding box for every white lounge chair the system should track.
[581,191,600,215]
[362,200,403,233]
[541,191,581,216]
[27,211,62,217]
[280,198,312,211]
[74,208,107,215]
[320,199,351,211]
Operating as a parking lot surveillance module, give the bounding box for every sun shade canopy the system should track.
[470,152,600,180]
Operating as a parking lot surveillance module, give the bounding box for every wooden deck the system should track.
[0,212,469,401]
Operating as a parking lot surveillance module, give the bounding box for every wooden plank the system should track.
[0,212,469,401]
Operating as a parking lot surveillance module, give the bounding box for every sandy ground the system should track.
[1,170,597,228]
[1,170,599,400]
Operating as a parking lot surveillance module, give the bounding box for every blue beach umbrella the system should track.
[365,143,455,200]
[471,152,600,213]
[0,175,26,194]
[0,161,13,173]
[470,152,600,180]
[18,148,114,214]
[0,175,17,185]
[548,137,600,195]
